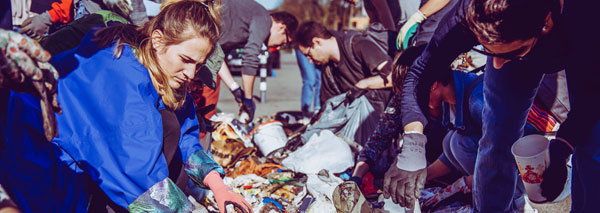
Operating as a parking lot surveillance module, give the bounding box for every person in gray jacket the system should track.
[216,0,297,122]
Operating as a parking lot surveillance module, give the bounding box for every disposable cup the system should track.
[511,134,550,203]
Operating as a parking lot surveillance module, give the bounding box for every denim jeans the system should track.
[474,56,545,212]
[295,48,322,112]
[441,130,526,211]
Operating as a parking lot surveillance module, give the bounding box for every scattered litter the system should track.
[282,130,354,174]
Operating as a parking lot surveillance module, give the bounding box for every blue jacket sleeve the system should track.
[400,0,478,128]
[176,94,225,188]
[50,43,171,209]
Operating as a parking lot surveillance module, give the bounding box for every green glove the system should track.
[20,12,53,39]
[102,0,133,19]
[396,11,427,50]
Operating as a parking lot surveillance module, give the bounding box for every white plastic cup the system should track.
[253,121,287,156]
[511,135,550,203]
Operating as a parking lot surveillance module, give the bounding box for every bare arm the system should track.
[419,0,451,17]
[217,61,240,91]
[352,161,371,178]
[355,61,392,89]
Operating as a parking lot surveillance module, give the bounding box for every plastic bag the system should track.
[301,93,380,146]
[282,130,354,174]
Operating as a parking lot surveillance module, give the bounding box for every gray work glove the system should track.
[383,132,427,208]
[20,12,53,39]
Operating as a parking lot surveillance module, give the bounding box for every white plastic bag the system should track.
[305,170,344,200]
[282,130,354,174]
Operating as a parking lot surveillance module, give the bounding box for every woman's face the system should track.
[428,81,456,118]
[152,30,213,90]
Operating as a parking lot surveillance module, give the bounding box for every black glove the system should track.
[284,135,304,151]
[344,87,367,105]
[540,138,572,201]
[239,97,255,122]
[231,87,244,104]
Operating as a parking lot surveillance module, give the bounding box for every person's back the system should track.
[219,0,271,51]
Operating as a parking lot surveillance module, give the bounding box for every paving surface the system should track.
[217,50,304,118]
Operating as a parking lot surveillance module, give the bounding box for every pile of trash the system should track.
[199,94,473,212]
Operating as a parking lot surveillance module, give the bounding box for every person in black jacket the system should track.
[295,21,393,114]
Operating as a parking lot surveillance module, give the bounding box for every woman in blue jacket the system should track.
[0,1,251,212]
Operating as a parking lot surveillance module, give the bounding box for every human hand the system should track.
[284,135,304,151]
[383,133,427,207]
[20,12,53,39]
[344,87,366,105]
[541,138,572,202]
[396,11,426,50]
[0,29,61,141]
[204,171,252,213]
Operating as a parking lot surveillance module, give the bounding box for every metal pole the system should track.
[258,44,269,103]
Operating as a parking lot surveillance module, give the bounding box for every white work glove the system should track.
[396,11,427,50]
[383,132,427,208]
[103,0,133,19]
[20,11,53,39]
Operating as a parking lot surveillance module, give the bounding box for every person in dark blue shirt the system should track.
[385,0,599,211]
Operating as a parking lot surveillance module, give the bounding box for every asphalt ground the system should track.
[216,50,304,118]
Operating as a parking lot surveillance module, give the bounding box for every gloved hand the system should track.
[20,12,53,39]
[541,138,573,202]
[284,135,304,151]
[0,29,61,141]
[396,11,426,50]
[383,132,427,208]
[344,87,366,105]
[103,0,133,19]
[204,171,252,213]
[239,97,255,123]
[231,87,244,104]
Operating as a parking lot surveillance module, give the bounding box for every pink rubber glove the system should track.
[204,171,252,213]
